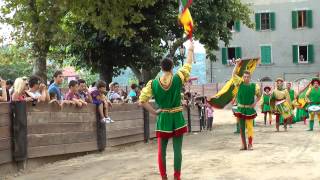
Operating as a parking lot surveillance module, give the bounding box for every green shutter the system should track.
[222,48,227,65]
[270,12,275,30]
[292,45,298,64]
[308,44,314,63]
[306,10,313,28]
[255,13,261,31]
[235,47,242,58]
[292,11,298,29]
[235,20,240,32]
[261,46,271,64]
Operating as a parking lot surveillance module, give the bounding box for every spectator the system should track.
[5,79,14,102]
[26,75,50,102]
[108,82,121,102]
[78,79,93,103]
[0,78,7,102]
[91,80,113,123]
[12,77,32,102]
[48,70,63,102]
[129,84,138,97]
[205,102,214,131]
[65,80,87,107]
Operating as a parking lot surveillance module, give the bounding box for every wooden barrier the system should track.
[106,104,144,146]
[0,103,12,165]
[26,103,98,158]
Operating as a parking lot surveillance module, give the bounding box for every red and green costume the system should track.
[139,63,191,180]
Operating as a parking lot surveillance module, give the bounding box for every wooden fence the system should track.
[0,102,201,174]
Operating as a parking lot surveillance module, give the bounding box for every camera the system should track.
[32,98,37,106]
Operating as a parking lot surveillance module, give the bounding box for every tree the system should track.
[0,0,155,81]
[50,0,253,84]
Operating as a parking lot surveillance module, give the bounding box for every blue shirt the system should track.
[48,83,62,100]
[128,90,137,97]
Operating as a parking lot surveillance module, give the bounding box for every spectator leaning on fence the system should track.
[65,80,87,107]
[0,78,7,102]
[48,70,63,102]
[12,77,32,102]
[78,79,93,103]
[91,80,113,123]
[26,75,50,102]
[108,82,121,102]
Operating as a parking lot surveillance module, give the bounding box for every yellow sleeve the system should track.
[255,83,261,97]
[232,74,243,87]
[139,80,153,103]
[176,63,192,84]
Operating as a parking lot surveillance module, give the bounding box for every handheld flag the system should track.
[179,0,193,39]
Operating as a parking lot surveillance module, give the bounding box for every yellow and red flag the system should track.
[179,0,193,38]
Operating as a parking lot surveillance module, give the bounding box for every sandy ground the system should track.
[4,109,320,180]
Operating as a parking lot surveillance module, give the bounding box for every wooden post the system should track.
[96,106,106,151]
[143,108,150,143]
[187,105,191,132]
[10,101,28,169]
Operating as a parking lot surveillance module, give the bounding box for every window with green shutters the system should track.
[292,44,314,64]
[227,20,241,32]
[221,47,242,65]
[292,10,312,29]
[255,12,275,31]
[260,45,272,64]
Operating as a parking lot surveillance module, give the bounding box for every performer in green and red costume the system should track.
[232,61,261,150]
[261,86,272,125]
[270,78,293,132]
[139,42,194,180]
[305,77,320,131]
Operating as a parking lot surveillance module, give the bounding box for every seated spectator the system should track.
[26,75,50,103]
[11,77,32,102]
[65,80,87,107]
[108,82,121,103]
[0,78,7,102]
[48,70,63,103]
[91,80,114,123]
[78,79,93,103]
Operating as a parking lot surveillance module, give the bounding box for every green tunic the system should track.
[262,94,271,112]
[288,89,295,102]
[152,74,187,137]
[308,88,320,105]
[236,82,257,119]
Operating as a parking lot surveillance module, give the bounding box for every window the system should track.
[221,47,242,65]
[292,10,312,29]
[298,46,307,63]
[292,44,314,64]
[255,12,275,31]
[298,10,306,28]
[260,45,272,64]
[261,13,270,30]
[227,21,240,32]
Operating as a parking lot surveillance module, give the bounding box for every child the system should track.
[65,80,87,107]
[206,102,214,131]
[91,80,113,123]
[261,86,272,125]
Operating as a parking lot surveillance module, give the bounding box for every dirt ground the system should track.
[4,109,320,180]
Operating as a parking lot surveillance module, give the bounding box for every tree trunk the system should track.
[99,63,113,89]
[167,36,189,58]
[32,51,48,82]
[141,68,153,83]
[129,65,142,81]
